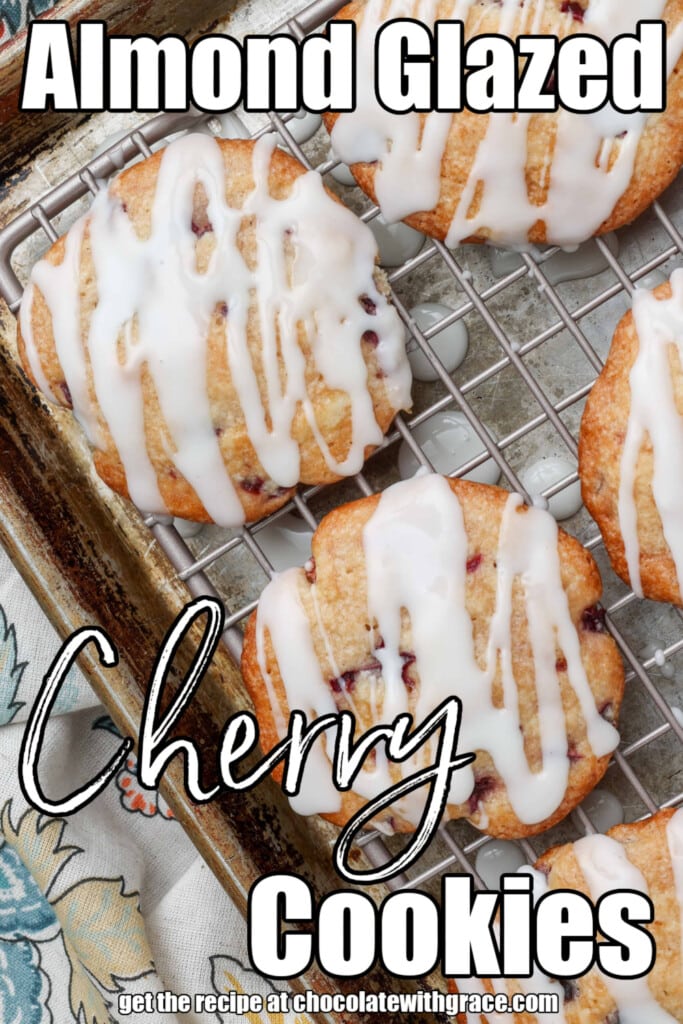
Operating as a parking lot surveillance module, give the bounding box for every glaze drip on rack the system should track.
[20,133,411,526]
[255,474,619,824]
[331,0,683,247]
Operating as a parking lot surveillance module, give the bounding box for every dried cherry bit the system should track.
[467,774,497,813]
[362,329,379,347]
[400,651,417,689]
[555,657,568,672]
[581,605,607,633]
[359,294,377,315]
[567,743,583,763]
[191,218,213,238]
[269,486,291,500]
[240,476,264,495]
[216,301,228,318]
[329,676,342,694]
[342,669,358,692]
[58,380,72,406]
[467,553,483,574]
[561,0,584,21]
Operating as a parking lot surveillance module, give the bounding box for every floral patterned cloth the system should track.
[0,543,309,1023]
[0,0,59,48]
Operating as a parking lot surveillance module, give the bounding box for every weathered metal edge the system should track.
[0,308,450,1023]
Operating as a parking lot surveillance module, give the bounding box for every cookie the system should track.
[323,0,683,248]
[17,134,412,526]
[579,271,683,604]
[453,807,683,1023]
[241,473,624,838]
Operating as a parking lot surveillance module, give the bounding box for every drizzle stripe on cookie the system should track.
[331,0,683,247]
[20,134,411,525]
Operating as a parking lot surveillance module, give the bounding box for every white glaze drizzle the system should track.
[255,568,342,815]
[255,474,619,823]
[573,832,678,1023]
[331,0,683,247]
[20,133,411,525]
[618,269,683,596]
[666,807,683,983]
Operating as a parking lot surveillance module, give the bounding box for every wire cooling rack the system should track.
[1,0,683,899]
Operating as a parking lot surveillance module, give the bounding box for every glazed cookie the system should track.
[323,0,683,248]
[579,271,683,604]
[18,134,412,526]
[454,807,683,1023]
[241,473,624,838]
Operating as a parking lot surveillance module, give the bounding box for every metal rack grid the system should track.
[1,0,683,902]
